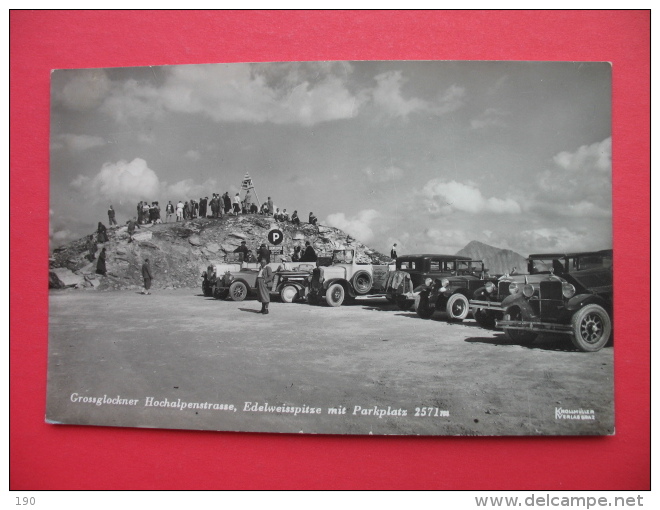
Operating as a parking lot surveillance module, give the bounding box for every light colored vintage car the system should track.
[308,248,393,306]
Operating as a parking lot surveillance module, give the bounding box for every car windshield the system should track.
[457,261,482,274]
[397,260,417,270]
[530,258,566,275]
[332,250,354,264]
[571,254,613,271]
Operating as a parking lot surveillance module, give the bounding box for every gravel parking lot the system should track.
[47,289,614,436]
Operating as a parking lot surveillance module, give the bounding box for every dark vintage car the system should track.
[413,260,498,321]
[202,253,316,302]
[496,250,613,352]
[383,254,477,310]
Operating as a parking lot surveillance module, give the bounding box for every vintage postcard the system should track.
[47,61,613,435]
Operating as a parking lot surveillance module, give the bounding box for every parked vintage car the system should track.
[202,253,316,302]
[384,254,484,311]
[413,260,498,321]
[308,248,392,306]
[496,250,613,352]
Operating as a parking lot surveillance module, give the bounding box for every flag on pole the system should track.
[241,173,253,190]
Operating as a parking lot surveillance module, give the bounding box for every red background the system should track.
[10,10,650,490]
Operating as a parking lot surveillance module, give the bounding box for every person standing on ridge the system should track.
[141,257,153,295]
[390,243,398,259]
[107,205,117,226]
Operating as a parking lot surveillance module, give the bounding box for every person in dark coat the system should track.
[86,235,97,261]
[267,197,274,215]
[223,192,232,214]
[390,243,398,259]
[301,241,317,262]
[96,247,107,276]
[257,243,271,264]
[126,217,139,242]
[234,240,250,261]
[108,205,117,226]
[308,212,318,225]
[256,258,273,314]
[292,245,302,262]
[97,222,109,243]
[291,210,300,225]
[141,258,153,295]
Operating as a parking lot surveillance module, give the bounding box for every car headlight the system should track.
[441,278,450,288]
[522,284,534,297]
[562,283,576,298]
[485,282,495,293]
[509,282,520,295]
[425,278,433,286]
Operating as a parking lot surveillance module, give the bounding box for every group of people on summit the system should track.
[117,194,318,227]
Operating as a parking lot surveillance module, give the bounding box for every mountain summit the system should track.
[455,240,527,275]
[49,216,391,291]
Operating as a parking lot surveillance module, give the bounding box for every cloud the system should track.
[100,79,164,123]
[534,137,612,218]
[419,179,521,215]
[100,63,364,126]
[54,69,112,111]
[184,150,201,161]
[51,133,106,152]
[325,209,380,243]
[163,178,218,200]
[553,137,611,173]
[470,107,510,130]
[362,165,404,183]
[371,71,465,118]
[71,158,161,205]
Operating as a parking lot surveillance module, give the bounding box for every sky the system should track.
[50,60,612,256]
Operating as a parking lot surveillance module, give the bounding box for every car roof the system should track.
[528,249,613,259]
[397,254,472,260]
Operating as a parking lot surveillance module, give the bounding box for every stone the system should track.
[205,242,220,253]
[228,232,246,239]
[133,231,153,242]
[292,231,306,240]
[188,235,202,246]
[50,268,85,287]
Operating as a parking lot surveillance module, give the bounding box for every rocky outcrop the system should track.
[456,240,528,276]
[50,215,392,291]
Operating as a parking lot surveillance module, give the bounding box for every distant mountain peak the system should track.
[455,240,527,276]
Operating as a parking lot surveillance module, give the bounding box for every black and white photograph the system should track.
[47,60,613,436]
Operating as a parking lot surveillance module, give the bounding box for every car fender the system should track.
[323,278,354,296]
[277,280,306,294]
[230,278,254,292]
[472,287,491,301]
[565,293,608,313]
[501,294,536,320]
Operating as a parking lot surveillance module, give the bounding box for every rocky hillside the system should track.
[455,240,528,276]
[49,215,392,291]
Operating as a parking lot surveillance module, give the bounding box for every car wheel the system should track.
[446,293,469,321]
[502,311,537,345]
[352,271,373,295]
[474,308,497,329]
[325,283,345,307]
[280,285,298,303]
[416,294,433,319]
[570,304,611,352]
[228,281,248,302]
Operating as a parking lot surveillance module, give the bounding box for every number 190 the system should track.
[16,497,35,506]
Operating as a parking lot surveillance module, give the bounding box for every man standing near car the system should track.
[256,258,273,314]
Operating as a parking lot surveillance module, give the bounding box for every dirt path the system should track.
[46,289,614,435]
